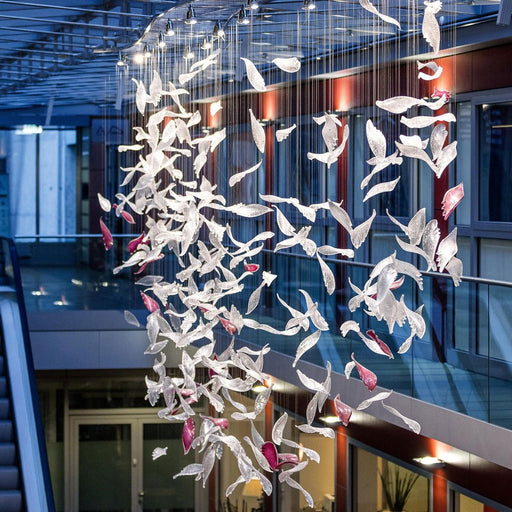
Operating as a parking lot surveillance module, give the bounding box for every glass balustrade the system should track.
[13,235,512,430]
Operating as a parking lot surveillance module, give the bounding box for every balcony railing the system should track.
[14,235,512,431]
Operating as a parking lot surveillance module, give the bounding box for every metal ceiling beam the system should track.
[0,38,97,49]
[0,14,142,32]
[5,47,82,56]
[0,0,154,19]
[0,24,117,40]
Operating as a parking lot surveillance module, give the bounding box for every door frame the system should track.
[65,410,207,512]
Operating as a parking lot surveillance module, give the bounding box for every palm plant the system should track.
[379,465,419,511]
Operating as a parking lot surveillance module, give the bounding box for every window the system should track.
[478,102,512,223]
[1,128,77,238]
[352,445,430,512]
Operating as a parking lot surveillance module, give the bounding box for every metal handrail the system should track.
[261,248,512,289]
[13,233,512,289]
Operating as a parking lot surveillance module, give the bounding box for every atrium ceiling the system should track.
[0,0,506,122]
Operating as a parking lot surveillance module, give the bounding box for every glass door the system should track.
[68,415,199,512]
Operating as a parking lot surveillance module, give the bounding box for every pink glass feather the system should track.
[182,417,195,454]
[432,87,450,100]
[441,182,464,220]
[351,353,377,391]
[128,232,146,253]
[366,330,394,359]
[244,262,260,272]
[203,416,228,429]
[99,217,113,251]
[334,394,352,426]
[219,317,237,335]
[262,441,279,470]
[140,291,160,313]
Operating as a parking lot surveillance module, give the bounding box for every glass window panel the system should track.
[351,114,366,220]
[143,423,194,512]
[218,392,265,512]
[479,102,512,222]
[478,239,512,360]
[7,131,37,237]
[353,446,429,512]
[365,117,409,219]
[79,424,131,512]
[456,102,471,225]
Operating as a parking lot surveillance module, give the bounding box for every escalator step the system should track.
[0,398,10,419]
[0,490,22,512]
[0,421,12,442]
[0,467,19,490]
[0,443,16,466]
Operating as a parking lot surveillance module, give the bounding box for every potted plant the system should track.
[379,465,419,512]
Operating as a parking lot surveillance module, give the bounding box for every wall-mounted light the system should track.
[303,0,316,10]
[185,5,197,25]
[237,6,250,24]
[213,20,225,39]
[319,415,341,425]
[165,20,175,36]
[413,456,446,468]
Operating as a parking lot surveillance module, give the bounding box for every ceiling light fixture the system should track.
[143,43,151,58]
[237,6,250,24]
[158,33,167,49]
[201,36,212,50]
[183,46,195,60]
[165,20,175,36]
[247,0,259,10]
[116,53,125,66]
[185,5,197,25]
[133,51,144,65]
[213,20,226,39]
[413,456,446,468]
[303,0,316,10]
[252,384,267,393]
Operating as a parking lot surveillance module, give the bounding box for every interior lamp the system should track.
[185,5,197,25]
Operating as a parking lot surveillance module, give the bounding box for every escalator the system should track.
[0,237,54,512]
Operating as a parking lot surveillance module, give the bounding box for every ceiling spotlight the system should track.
[143,43,151,58]
[183,46,195,60]
[158,33,167,49]
[247,0,259,10]
[165,20,175,36]
[303,0,316,10]
[413,456,446,468]
[185,5,197,25]
[116,53,125,66]
[237,6,250,24]
[213,20,225,39]
[133,52,144,65]
[201,36,212,50]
